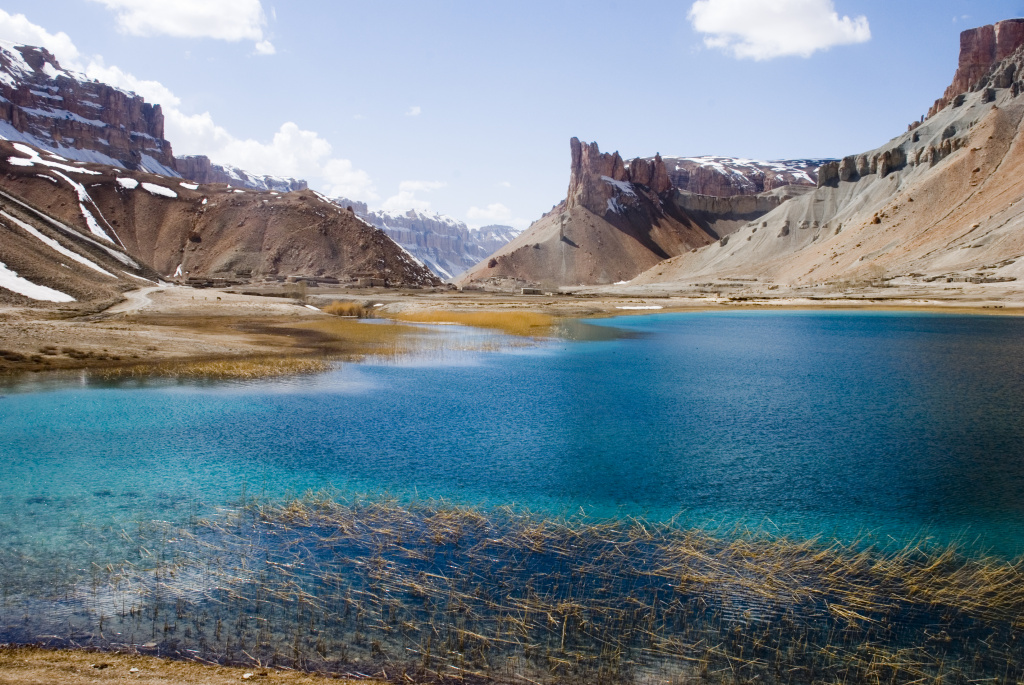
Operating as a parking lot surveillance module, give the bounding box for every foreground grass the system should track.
[12,493,1019,685]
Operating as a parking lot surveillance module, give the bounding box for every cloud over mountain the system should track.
[88,0,274,51]
[689,0,870,60]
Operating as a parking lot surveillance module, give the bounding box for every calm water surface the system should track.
[2,310,1024,555]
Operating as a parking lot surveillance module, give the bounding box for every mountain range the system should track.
[3,19,1024,306]
[460,19,1024,294]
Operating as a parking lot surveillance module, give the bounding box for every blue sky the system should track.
[2,1,1023,228]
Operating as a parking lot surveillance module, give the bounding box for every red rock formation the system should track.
[928,19,1024,118]
[0,44,175,171]
[566,138,673,215]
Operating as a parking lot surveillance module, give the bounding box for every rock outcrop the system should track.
[566,138,673,214]
[928,19,1024,118]
[0,42,310,192]
[175,155,308,193]
[0,42,176,174]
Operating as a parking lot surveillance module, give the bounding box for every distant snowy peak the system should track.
[0,42,177,176]
[655,156,835,197]
[332,196,519,280]
[369,208,466,230]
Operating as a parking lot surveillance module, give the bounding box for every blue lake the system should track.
[3,310,1024,558]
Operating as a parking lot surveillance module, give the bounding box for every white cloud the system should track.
[254,40,276,55]
[467,203,529,230]
[381,181,445,213]
[90,0,267,40]
[497,181,512,188]
[167,115,377,199]
[405,106,422,117]
[467,203,512,223]
[0,10,81,67]
[0,10,374,200]
[688,0,870,60]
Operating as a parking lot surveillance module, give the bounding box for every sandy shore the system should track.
[0,646,377,684]
[1,282,1022,378]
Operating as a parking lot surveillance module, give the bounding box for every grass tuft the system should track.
[322,301,371,318]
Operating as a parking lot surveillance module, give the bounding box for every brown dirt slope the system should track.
[630,64,1024,289]
[459,201,711,288]
[0,141,441,295]
[0,180,159,308]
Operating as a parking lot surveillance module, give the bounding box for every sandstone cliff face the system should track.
[0,42,175,173]
[567,138,673,215]
[928,19,1024,118]
[175,155,308,193]
[0,42,311,193]
[0,141,441,291]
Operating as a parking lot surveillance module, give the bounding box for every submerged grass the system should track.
[389,310,556,337]
[13,492,1022,685]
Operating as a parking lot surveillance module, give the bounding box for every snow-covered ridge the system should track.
[649,155,836,197]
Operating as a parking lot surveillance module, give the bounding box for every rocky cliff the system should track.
[0,42,310,193]
[927,19,1024,118]
[0,42,176,175]
[175,155,308,193]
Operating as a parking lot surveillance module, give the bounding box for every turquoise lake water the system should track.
[2,310,1024,559]
[3,310,1024,680]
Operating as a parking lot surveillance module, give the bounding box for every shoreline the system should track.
[0,646,377,684]
[2,283,1023,380]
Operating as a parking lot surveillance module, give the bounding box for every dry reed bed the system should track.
[93,356,334,380]
[388,311,556,338]
[54,493,1024,685]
